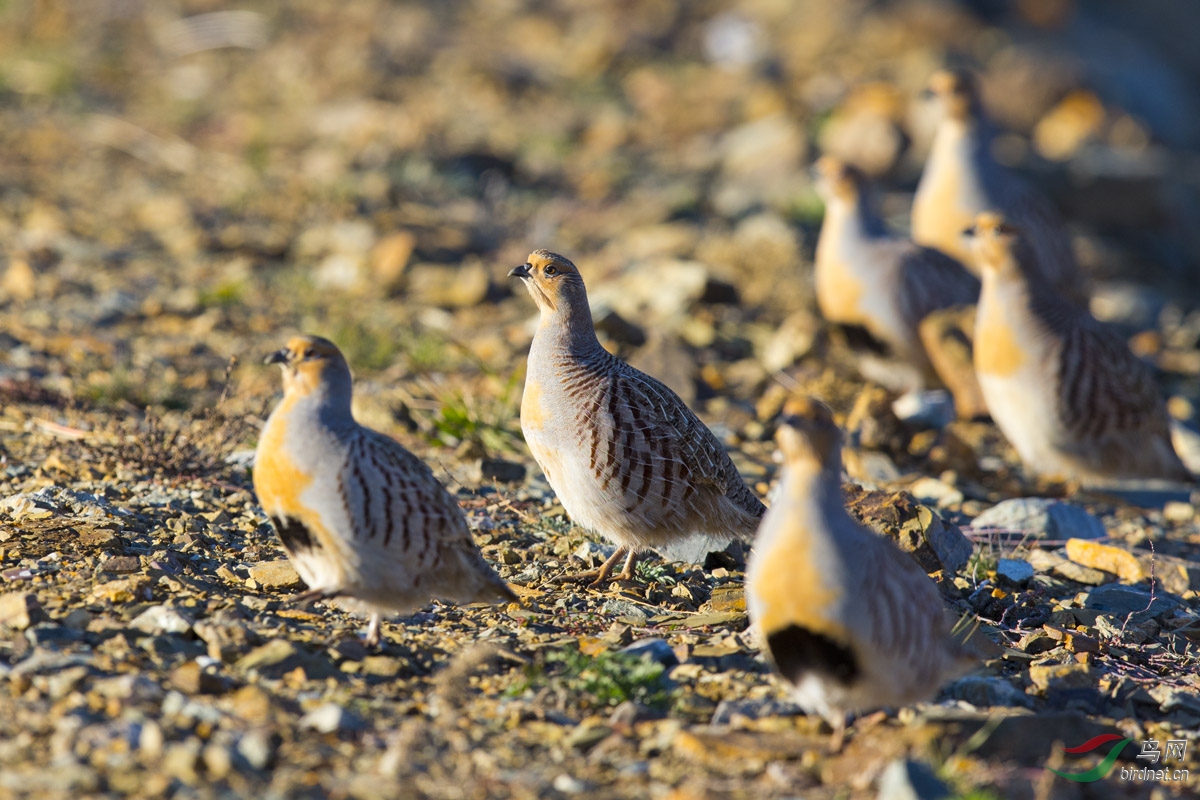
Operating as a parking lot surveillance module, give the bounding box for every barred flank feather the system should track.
[512,251,765,583]
[253,335,515,645]
[746,397,975,725]
[970,215,1191,484]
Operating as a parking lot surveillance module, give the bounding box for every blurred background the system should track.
[1,0,1199,444]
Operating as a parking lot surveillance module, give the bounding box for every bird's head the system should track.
[962,211,1027,280]
[925,68,981,122]
[812,155,865,204]
[265,335,352,400]
[776,396,842,473]
[508,249,588,315]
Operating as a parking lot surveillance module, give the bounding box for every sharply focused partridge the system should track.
[969,214,1191,484]
[746,397,976,747]
[813,155,979,388]
[913,69,1087,305]
[510,250,766,585]
[253,335,515,645]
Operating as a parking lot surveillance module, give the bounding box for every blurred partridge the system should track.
[969,214,1191,484]
[746,397,976,748]
[254,335,515,645]
[813,155,979,389]
[914,69,1087,305]
[510,250,766,585]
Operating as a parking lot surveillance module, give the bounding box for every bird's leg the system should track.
[295,588,338,605]
[612,548,639,583]
[828,714,848,754]
[363,613,382,648]
[580,545,628,588]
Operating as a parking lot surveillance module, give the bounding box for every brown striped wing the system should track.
[1053,312,1173,442]
[896,245,980,330]
[337,429,475,560]
[848,535,958,690]
[580,356,765,522]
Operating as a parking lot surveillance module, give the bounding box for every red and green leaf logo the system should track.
[1049,735,1132,782]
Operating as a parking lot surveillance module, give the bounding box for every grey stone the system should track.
[876,758,951,800]
[620,638,678,667]
[891,390,955,430]
[601,599,649,625]
[130,605,194,636]
[1083,583,1179,622]
[0,592,42,630]
[969,498,1105,541]
[592,306,646,347]
[477,457,526,484]
[943,675,1033,709]
[995,558,1035,586]
[237,729,275,770]
[711,697,803,724]
[300,703,364,734]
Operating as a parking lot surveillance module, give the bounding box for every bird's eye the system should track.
[302,348,314,360]
[543,265,557,277]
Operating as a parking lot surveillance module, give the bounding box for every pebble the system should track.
[969,498,1106,541]
[130,605,194,636]
[995,558,1035,586]
[943,676,1032,709]
[891,390,955,430]
[1053,561,1110,586]
[1083,583,1179,622]
[91,577,153,603]
[1028,663,1091,693]
[0,592,41,630]
[246,560,301,590]
[1063,539,1144,583]
[619,638,678,667]
[237,729,275,770]
[300,703,365,734]
[477,457,526,484]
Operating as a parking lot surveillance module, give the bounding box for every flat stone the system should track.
[0,592,42,630]
[477,457,525,484]
[876,758,951,800]
[1064,539,1144,583]
[969,498,1105,541]
[130,604,194,635]
[1029,662,1091,693]
[1052,561,1110,585]
[236,639,300,671]
[995,558,1035,586]
[943,676,1032,709]
[91,576,152,603]
[619,638,678,667]
[844,487,972,573]
[1083,583,1179,622]
[891,390,955,430]
[99,555,141,573]
[246,560,302,590]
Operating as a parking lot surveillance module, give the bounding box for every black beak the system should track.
[265,349,288,365]
[508,263,531,279]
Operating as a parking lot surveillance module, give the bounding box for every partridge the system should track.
[813,155,979,389]
[913,68,1087,305]
[746,397,976,747]
[969,213,1191,484]
[253,335,515,645]
[509,250,766,585]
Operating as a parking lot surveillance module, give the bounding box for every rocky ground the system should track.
[1,1,1200,798]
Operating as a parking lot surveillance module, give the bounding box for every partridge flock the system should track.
[239,68,1191,750]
